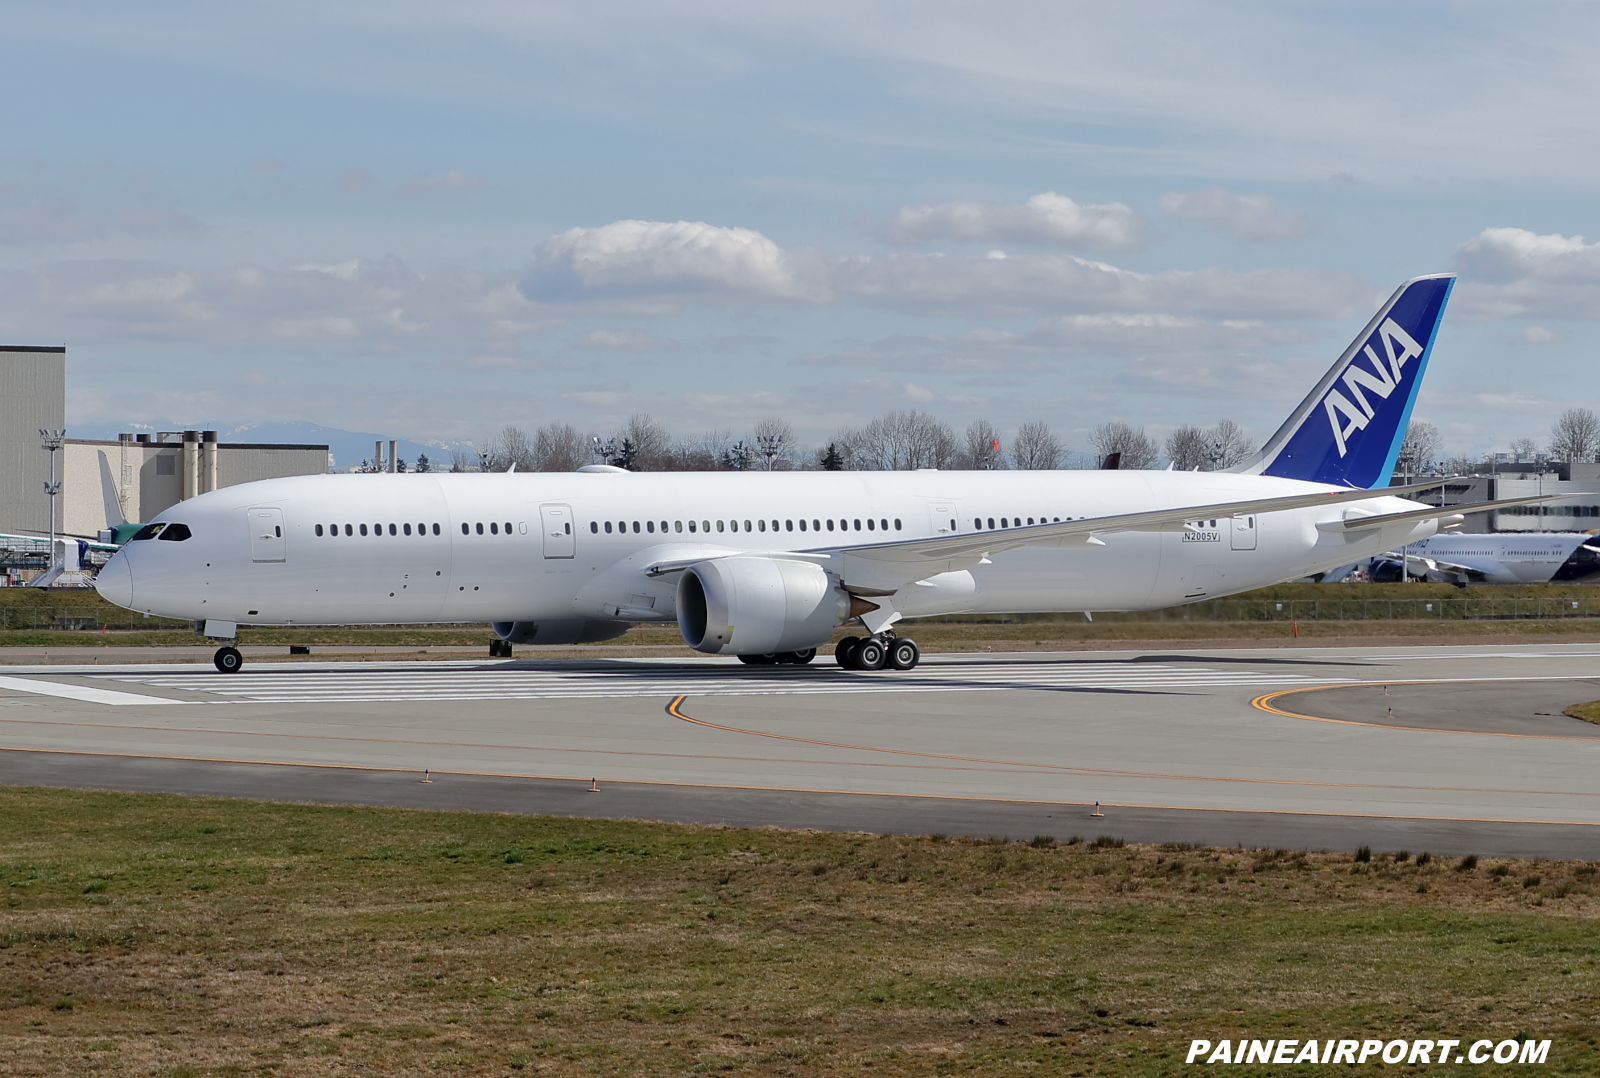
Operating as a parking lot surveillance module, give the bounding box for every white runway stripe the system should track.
[97,662,1354,703]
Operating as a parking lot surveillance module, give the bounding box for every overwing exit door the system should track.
[540,503,575,558]
[928,502,959,535]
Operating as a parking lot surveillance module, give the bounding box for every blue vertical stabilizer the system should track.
[1234,274,1454,488]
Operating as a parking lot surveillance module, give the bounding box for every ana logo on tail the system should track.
[1239,273,1454,489]
[1323,318,1423,457]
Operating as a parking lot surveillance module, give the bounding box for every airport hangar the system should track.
[0,345,328,583]
[3,347,1599,860]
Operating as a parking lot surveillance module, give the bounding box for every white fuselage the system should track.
[1402,532,1595,584]
[98,469,1439,634]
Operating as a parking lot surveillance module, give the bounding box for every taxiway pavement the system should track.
[0,644,1596,858]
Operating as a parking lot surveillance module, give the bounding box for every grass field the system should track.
[0,787,1595,1075]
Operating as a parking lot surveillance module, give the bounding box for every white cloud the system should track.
[831,250,1372,318]
[875,191,1144,252]
[392,170,489,197]
[575,328,678,350]
[1022,313,1309,351]
[1521,324,1564,344]
[1160,188,1309,241]
[527,219,830,304]
[1453,227,1600,318]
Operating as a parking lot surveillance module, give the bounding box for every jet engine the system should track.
[676,557,848,655]
[492,619,630,645]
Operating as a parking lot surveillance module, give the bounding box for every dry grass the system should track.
[1562,701,1600,725]
[0,787,1597,1075]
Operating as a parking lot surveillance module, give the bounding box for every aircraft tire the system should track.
[834,637,863,669]
[214,646,243,674]
[738,654,778,665]
[888,637,920,671]
[855,638,888,671]
[784,648,817,665]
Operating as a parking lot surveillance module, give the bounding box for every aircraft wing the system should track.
[1329,494,1562,532]
[829,479,1448,572]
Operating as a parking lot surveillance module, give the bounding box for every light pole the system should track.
[39,428,64,575]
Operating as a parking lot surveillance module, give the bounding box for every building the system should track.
[1393,462,1600,533]
[62,432,330,539]
[2,346,329,551]
[0,346,66,538]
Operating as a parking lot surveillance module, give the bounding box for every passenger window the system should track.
[851,519,858,530]
[505,523,512,534]
[866,519,874,531]
[716,520,724,533]
[894,519,901,530]
[590,521,598,533]
[433,523,441,535]
[702,520,710,533]
[1001,517,1008,528]
[462,523,469,535]
[688,521,697,533]
[987,517,995,529]
[476,523,484,535]
[633,521,640,533]
[274,526,281,538]
[604,522,612,533]
[402,523,411,536]
[660,521,668,532]
[798,519,806,531]
[388,523,396,536]
[758,519,766,532]
[158,523,192,542]
[675,521,683,533]
[564,523,570,534]
[491,522,500,535]
[786,520,793,531]
[812,519,820,531]
[315,524,324,537]
[825,519,834,531]
[771,520,779,531]
[345,524,353,536]
[744,520,752,532]
[1027,517,1034,525]
[360,524,369,536]
[647,520,655,533]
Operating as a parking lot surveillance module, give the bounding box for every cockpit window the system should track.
[131,523,166,541]
[157,523,192,541]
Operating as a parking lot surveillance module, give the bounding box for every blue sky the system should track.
[3,2,1599,461]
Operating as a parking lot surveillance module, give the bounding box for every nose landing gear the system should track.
[213,646,243,674]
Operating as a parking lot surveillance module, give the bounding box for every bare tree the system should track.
[1443,451,1481,475]
[1011,421,1062,470]
[449,449,478,473]
[1550,408,1600,463]
[614,414,672,470]
[1206,419,1256,469]
[1164,425,1209,471]
[752,418,796,470]
[532,422,591,472]
[839,410,957,470]
[483,426,536,472]
[668,428,733,470]
[957,420,1006,469]
[1088,420,1158,469]
[1394,419,1440,475]
[1509,437,1539,462]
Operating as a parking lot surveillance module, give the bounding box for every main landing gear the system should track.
[737,649,817,666]
[213,646,243,673]
[834,633,919,671]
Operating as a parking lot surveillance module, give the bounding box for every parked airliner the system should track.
[1354,532,1600,584]
[96,273,1549,673]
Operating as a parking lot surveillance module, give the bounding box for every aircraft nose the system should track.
[96,553,133,608]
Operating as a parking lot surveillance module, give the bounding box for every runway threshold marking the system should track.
[0,676,177,707]
[1253,679,1600,741]
[661,696,1600,799]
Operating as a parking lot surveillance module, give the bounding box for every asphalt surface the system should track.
[0,643,1598,859]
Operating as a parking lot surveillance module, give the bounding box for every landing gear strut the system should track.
[489,639,513,658]
[213,646,243,674]
[835,631,918,672]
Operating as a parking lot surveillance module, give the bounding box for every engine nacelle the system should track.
[676,557,847,655]
[492,619,630,645]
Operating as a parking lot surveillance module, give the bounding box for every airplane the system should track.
[1336,532,1600,584]
[95,272,1557,674]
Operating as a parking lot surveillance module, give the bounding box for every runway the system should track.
[1,643,1598,858]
